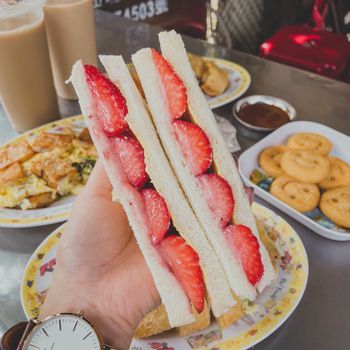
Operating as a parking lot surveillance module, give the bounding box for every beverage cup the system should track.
[44,0,98,100]
[0,0,59,132]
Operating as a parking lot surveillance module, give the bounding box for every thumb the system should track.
[84,160,113,197]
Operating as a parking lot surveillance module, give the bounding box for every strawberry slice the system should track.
[159,235,205,313]
[85,64,128,136]
[197,173,234,228]
[141,188,171,245]
[173,120,212,176]
[152,49,187,120]
[224,224,264,286]
[112,134,149,189]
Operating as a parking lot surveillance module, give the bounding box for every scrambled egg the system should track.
[0,175,55,209]
[0,127,97,210]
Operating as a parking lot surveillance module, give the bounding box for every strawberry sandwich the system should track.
[68,56,240,330]
[132,31,276,302]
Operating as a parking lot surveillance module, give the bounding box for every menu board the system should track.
[94,0,170,20]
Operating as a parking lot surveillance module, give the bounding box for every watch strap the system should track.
[1,321,36,350]
[103,345,119,350]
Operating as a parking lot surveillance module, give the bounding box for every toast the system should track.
[69,57,236,327]
[132,31,276,302]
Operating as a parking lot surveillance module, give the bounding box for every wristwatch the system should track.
[1,312,118,350]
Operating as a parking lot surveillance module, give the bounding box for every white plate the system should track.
[239,121,350,241]
[205,57,251,109]
[128,58,251,110]
[0,115,86,228]
[21,203,308,350]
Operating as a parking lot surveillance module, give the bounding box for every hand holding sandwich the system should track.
[40,30,274,350]
[39,161,160,350]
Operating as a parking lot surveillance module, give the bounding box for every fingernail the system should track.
[245,186,254,205]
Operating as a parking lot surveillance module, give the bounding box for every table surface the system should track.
[1,10,350,350]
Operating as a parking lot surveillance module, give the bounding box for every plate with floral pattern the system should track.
[21,203,308,350]
[0,115,96,228]
[127,57,251,110]
[203,57,251,109]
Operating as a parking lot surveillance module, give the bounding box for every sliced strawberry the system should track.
[173,120,212,176]
[152,49,187,120]
[141,188,171,245]
[159,235,205,313]
[112,134,149,189]
[197,173,234,228]
[224,224,264,286]
[84,65,128,136]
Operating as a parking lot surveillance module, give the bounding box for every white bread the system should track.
[132,32,274,300]
[68,60,193,327]
[158,31,275,293]
[132,48,255,300]
[100,55,236,318]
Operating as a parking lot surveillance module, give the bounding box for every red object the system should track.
[173,120,212,176]
[224,224,264,286]
[112,134,149,189]
[141,188,170,245]
[84,64,128,136]
[159,235,205,313]
[152,49,187,121]
[311,0,328,30]
[40,258,56,276]
[197,173,234,229]
[260,24,350,80]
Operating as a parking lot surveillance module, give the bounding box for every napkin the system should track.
[214,114,241,153]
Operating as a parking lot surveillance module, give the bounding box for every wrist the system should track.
[39,272,139,350]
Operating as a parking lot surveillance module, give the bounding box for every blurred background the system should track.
[1,0,349,135]
[93,0,350,53]
[93,0,350,83]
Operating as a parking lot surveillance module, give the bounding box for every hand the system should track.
[39,161,160,350]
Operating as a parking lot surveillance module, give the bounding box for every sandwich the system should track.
[131,30,276,302]
[68,56,242,334]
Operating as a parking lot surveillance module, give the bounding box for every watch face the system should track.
[23,314,102,350]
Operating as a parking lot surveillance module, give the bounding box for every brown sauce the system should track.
[237,103,290,128]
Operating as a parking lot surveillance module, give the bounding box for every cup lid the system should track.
[0,0,46,21]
